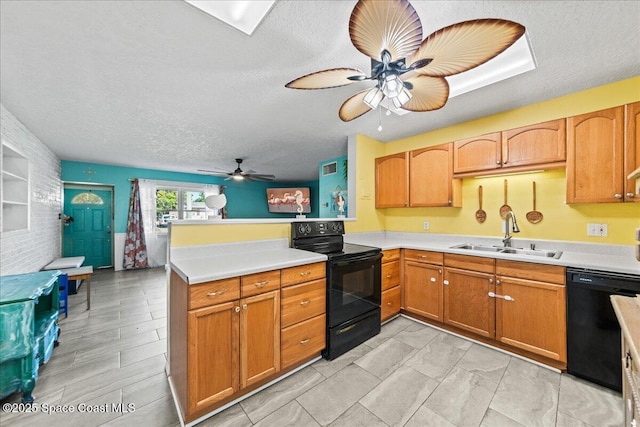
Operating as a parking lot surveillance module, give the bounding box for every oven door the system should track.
[328,252,382,328]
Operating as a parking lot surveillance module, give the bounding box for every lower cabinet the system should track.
[443,267,495,338]
[381,249,401,322]
[495,260,566,362]
[404,261,443,321]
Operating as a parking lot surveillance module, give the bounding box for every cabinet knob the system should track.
[614,193,622,199]
[387,302,392,306]
[443,280,449,286]
[496,280,501,285]
[438,269,442,274]
[404,201,408,206]
[386,274,392,278]
[299,271,310,276]
[235,306,240,312]
[448,200,452,205]
[300,300,311,306]
[242,304,247,310]
[503,160,508,165]
[430,277,436,282]
[496,160,501,165]
[626,192,635,198]
[489,278,494,284]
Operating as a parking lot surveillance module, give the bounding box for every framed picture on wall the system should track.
[266,188,311,213]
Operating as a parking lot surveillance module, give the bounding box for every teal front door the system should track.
[63,188,113,268]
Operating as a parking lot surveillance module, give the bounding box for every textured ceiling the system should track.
[1,1,639,182]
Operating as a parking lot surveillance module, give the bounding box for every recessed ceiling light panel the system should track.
[185,0,276,36]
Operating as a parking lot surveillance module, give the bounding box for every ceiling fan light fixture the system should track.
[381,74,404,98]
[392,86,412,108]
[363,86,384,109]
[232,174,244,181]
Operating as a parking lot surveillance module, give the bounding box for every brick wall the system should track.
[1,104,62,275]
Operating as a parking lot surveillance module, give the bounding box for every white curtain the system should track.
[138,179,164,268]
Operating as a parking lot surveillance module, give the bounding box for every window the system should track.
[71,192,104,205]
[155,185,220,233]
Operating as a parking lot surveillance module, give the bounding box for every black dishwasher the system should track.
[566,268,640,391]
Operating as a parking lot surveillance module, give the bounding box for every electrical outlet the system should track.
[587,223,608,237]
[423,221,430,230]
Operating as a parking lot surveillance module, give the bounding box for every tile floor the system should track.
[1,267,623,427]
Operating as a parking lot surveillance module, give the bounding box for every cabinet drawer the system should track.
[382,249,401,263]
[241,270,281,297]
[381,286,401,322]
[189,277,240,310]
[444,253,495,274]
[281,279,326,328]
[403,249,443,265]
[496,260,565,285]
[281,262,325,287]
[382,260,400,291]
[281,314,326,369]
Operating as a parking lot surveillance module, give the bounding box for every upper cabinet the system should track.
[410,143,461,207]
[375,152,409,208]
[453,119,566,177]
[1,140,30,233]
[566,105,635,203]
[625,101,640,201]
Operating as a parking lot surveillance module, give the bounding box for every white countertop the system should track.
[345,232,640,275]
[170,239,327,284]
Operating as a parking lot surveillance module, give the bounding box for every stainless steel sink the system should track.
[450,243,563,259]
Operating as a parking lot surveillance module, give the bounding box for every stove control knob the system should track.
[305,224,311,234]
[298,225,306,234]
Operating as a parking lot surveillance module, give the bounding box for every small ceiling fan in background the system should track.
[285,0,525,122]
[198,158,276,182]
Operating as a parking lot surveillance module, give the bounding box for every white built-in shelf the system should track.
[1,140,30,233]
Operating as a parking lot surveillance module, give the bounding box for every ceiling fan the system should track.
[285,0,525,122]
[198,158,276,182]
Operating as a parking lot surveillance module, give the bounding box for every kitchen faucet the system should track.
[503,211,520,247]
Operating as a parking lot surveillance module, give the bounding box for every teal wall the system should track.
[61,161,319,233]
[318,156,348,218]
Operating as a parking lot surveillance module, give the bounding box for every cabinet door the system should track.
[566,106,625,203]
[443,268,495,338]
[625,101,640,202]
[495,277,566,362]
[381,285,401,322]
[375,152,409,208]
[188,301,239,413]
[403,261,443,322]
[240,290,280,388]
[410,143,460,207]
[501,119,566,168]
[453,132,501,174]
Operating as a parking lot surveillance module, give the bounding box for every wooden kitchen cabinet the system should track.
[409,143,461,207]
[403,250,444,322]
[453,119,566,177]
[240,290,280,388]
[187,301,239,414]
[495,260,566,362]
[280,264,326,369]
[453,132,501,174]
[381,249,401,322]
[375,152,409,208]
[566,105,626,203]
[625,101,640,202]
[443,265,496,338]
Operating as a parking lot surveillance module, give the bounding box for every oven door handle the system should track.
[332,252,382,267]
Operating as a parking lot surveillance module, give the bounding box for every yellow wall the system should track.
[170,77,640,247]
[380,76,640,244]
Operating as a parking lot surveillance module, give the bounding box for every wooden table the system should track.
[59,266,94,310]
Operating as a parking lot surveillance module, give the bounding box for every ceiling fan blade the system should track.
[246,174,276,181]
[349,0,423,62]
[285,68,366,89]
[401,76,450,112]
[410,19,526,77]
[197,169,232,176]
[339,89,373,122]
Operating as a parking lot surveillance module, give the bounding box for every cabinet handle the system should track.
[207,290,225,297]
[300,299,311,306]
[626,192,635,198]
[387,302,392,306]
[496,160,501,165]
[614,193,622,199]
[235,306,240,312]
[488,291,515,301]
[242,304,247,310]
[488,278,494,284]
[419,255,427,258]
[443,280,449,286]
[255,281,268,288]
[299,271,311,276]
[386,274,392,279]
[503,160,508,165]
[496,280,501,285]
[430,277,436,282]
[300,338,311,344]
